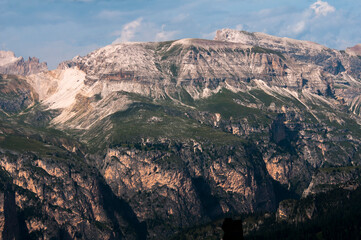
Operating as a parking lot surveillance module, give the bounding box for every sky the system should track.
[1,0,361,69]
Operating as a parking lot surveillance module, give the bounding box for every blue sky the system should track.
[1,0,361,69]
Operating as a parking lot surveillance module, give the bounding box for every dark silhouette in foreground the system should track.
[222,218,244,240]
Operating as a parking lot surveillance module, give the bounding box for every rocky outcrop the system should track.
[0,150,147,240]
[346,44,361,56]
[95,143,276,238]
[0,74,38,114]
[214,29,327,54]
[302,167,361,197]
[0,51,47,76]
[177,186,361,239]
[276,186,361,226]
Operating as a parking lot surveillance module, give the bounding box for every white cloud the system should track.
[155,25,178,41]
[290,20,306,35]
[112,19,180,43]
[112,18,143,43]
[279,1,335,37]
[283,1,335,36]
[310,1,335,17]
[229,1,359,50]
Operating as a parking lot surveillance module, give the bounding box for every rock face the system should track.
[0,29,361,239]
[0,74,38,114]
[0,151,147,240]
[0,51,47,76]
[96,145,275,238]
[214,29,327,53]
[346,44,361,56]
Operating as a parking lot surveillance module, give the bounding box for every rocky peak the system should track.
[214,29,350,78]
[0,50,47,76]
[214,29,327,54]
[346,44,361,56]
[0,51,21,67]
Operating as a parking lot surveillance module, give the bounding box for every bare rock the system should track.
[0,51,47,76]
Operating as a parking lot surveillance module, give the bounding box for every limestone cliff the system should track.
[0,29,361,239]
[0,51,48,76]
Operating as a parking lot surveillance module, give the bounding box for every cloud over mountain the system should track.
[310,0,335,17]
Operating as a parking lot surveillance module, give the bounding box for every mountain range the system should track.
[0,29,361,239]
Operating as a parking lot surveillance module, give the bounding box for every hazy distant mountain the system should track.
[0,50,47,76]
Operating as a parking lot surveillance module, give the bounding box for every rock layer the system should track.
[0,29,361,239]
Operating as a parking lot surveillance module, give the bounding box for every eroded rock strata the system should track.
[0,29,361,239]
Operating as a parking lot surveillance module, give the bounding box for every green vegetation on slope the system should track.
[85,101,243,152]
[196,89,254,119]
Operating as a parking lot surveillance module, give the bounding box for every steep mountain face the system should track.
[1,29,361,239]
[215,29,361,112]
[176,186,361,240]
[0,74,38,114]
[0,51,48,76]
[0,151,147,240]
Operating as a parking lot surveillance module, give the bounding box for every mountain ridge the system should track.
[0,29,361,239]
[0,50,48,76]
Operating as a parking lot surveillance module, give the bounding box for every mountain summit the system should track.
[0,30,361,239]
[0,50,48,76]
[214,28,326,52]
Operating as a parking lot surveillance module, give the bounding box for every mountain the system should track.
[175,186,361,239]
[346,44,361,56]
[0,29,361,239]
[0,51,48,76]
